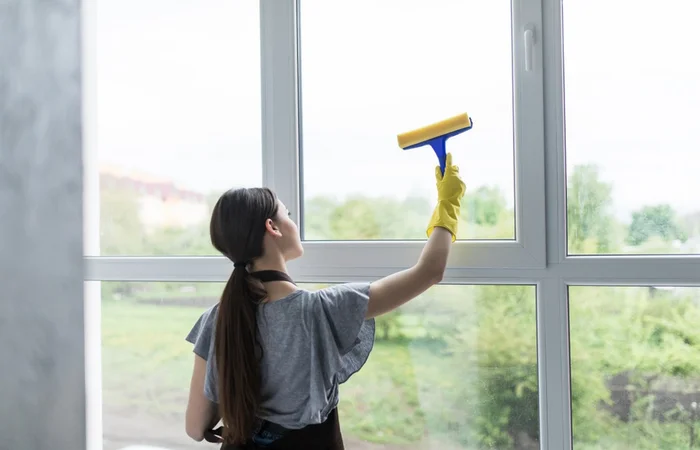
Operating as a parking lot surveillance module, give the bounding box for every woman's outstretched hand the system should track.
[426,152,466,241]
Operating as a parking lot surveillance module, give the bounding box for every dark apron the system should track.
[209,408,344,450]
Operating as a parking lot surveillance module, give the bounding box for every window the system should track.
[79,1,700,450]
[100,282,537,450]
[90,0,261,256]
[299,0,516,241]
[261,0,546,271]
[563,0,700,255]
[569,286,700,449]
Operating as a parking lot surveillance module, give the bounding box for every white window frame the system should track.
[82,1,700,450]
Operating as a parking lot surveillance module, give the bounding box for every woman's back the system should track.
[186,283,375,430]
[185,161,465,447]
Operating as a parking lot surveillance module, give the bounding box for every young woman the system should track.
[185,153,466,449]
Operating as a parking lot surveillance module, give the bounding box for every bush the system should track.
[440,285,539,448]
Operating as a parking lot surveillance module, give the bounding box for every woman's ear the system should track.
[265,218,282,237]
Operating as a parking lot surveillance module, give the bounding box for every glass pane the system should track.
[102,282,538,449]
[91,0,261,256]
[101,281,224,449]
[563,0,700,255]
[299,1,516,241]
[339,285,538,449]
[569,286,700,449]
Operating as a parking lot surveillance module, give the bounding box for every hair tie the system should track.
[233,261,248,269]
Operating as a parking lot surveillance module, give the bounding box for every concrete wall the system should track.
[0,0,86,449]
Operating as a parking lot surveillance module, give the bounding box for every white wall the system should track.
[0,0,86,448]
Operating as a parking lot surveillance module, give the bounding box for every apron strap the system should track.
[204,426,224,443]
[249,270,296,285]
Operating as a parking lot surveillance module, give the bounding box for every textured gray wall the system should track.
[0,0,86,449]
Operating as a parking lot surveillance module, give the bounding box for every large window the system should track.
[82,1,700,450]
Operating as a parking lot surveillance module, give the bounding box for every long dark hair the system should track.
[209,187,279,445]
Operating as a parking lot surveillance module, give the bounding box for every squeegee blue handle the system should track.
[427,136,448,176]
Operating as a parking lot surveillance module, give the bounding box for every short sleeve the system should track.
[304,283,376,384]
[185,305,218,360]
[185,304,220,403]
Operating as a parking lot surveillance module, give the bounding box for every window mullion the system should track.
[538,277,573,450]
[542,0,568,265]
[260,0,301,222]
[512,0,547,266]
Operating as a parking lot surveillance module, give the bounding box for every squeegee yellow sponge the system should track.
[397,113,472,149]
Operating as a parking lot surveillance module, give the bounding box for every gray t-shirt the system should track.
[185,282,375,429]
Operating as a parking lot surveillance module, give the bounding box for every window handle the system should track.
[524,26,535,72]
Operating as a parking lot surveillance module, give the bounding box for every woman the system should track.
[184,153,466,449]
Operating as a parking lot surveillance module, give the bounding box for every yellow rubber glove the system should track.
[426,153,466,242]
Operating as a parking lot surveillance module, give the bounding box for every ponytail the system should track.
[214,266,267,445]
[208,186,280,444]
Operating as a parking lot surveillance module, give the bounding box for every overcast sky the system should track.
[93,0,699,221]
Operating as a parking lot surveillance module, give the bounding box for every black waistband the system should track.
[203,420,290,443]
[212,409,341,448]
[255,419,291,435]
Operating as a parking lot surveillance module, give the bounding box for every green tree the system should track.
[147,224,212,256]
[567,164,616,253]
[306,190,515,241]
[374,309,403,341]
[445,285,539,448]
[464,186,507,226]
[681,212,700,240]
[460,186,514,239]
[329,198,381,240]
[371,196,426,239]
[303,196,338,240]
[569,286,700,449]
[305,195,429,240]
[627,204,687,246]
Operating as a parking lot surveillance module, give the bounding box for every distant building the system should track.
[100,164,208,232]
